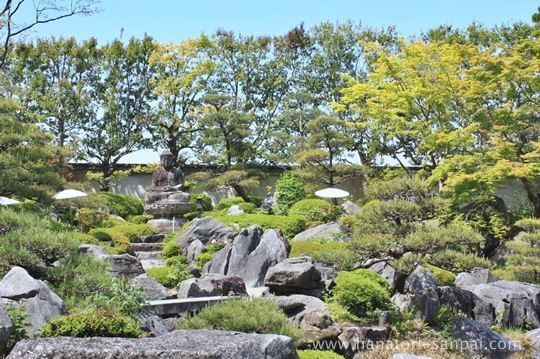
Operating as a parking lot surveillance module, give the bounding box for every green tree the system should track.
[78,36,156,191]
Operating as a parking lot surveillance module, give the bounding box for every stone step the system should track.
[140,259,166,271]
[131,242,164,252]
[142,296,242,317]
[139,234,166,243]
[135,251,162,260]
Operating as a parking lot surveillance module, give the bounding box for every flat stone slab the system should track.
[142,296,242,317]
[140,234,165,243]
[131,243,164,252]
[140,259,166,271]
[7,329,297,359]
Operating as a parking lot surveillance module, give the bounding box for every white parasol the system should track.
[314,188,350,199]
[0,196,21,206]
[53,189,88,200]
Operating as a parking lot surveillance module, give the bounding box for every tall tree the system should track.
[12,37,99,149]
[78,36,156,191]
[147,35,215,165]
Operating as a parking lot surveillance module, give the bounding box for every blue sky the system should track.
[25,0,537,163]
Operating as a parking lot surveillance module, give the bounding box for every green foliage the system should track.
[179,298,301,342]
[94,193,144,218]
[89,223,155,254]
[0,209,82,278]
[297,350,345,359]
[289,199,340,226]
[275,172,306,215]
[207,212,306,239]
[430,249,490,273]
[515,218,540,233]
[76,208,109,232]
[327,300,361,324]
[365,176,433,202]
[87,278,147,317]
[290,240,356,270]
[190,194,214,211]
[194,243,226,269]
[330,269,391,322]
[40,310,142,338]
[6,306,28,350]
[425,264,456,287]
[162,241,181,258]
[401,222,484,254]
[147,255,192,288]
[216,196,246,210]
[127,214,154,224]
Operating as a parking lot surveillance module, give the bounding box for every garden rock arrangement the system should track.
[264,256,326,297]
[0,267,65,336]
[293,222,351,242]
[132,274,173,301]
[177,274,247,298]
[0,306,13,355]
[204,225,289,287]
[78,244,145,278]
[176,216,237,255]
[7,329,298,359]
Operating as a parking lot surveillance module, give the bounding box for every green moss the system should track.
[425,264,456,286]
[289,199,339,226]
[178,298,301,342]
[162,241,181,258]
[297,350,345,359]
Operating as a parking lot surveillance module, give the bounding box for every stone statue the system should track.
[144,150,191,217]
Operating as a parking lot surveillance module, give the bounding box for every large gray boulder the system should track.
[264,256,325,297]
[455,268,496,288]
[0,267,65,336]
[461,280,540,328]
[186,239,204,263]
[77,244,108,259]
[369,261,404,291]
[227,205,244,216]
[293,222,350,242]
[338,325,391,357]
[437,286,495,326]
[106,254,145,279]
[132,274,172,301]
[528,328,540,359]
[274,294,339,346]
[176,216,237,253]
[341,200,362,215]
[7,329,297,359]
[0,305,13,355]
[204,226,290,287]
[451,317,519,358]
[398,266,440,324]
[177,274,247,298]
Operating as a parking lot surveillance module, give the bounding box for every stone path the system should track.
[134,234,165,271]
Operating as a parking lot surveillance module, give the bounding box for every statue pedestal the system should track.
[147,218,188,234]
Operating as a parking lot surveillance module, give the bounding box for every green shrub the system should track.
[216,197,246,210]
[164,255,188,267]
[190,194,213,211]
[40,310,142,338]
[6,306,28,349]
[515,218,540,233]
[298,350,345,359]
[425,264,456,286]
[147,257,192,288]
[76,208,109,232]
[179,298,301,342]
[89,223,154,254]
[497,226,540,284]
[365,176,433,202]
[248,195,262,208]
[331,269,391,321]
[289,199,338,226]
[430,249,491,273]
[127,214,154,224]
[290,240,356,270]
[94,192,143,218]
[275,172,306,215]
[162,241,181,258]
[327,301,361,324]
[195,252,214,266]
[207,212,306,239]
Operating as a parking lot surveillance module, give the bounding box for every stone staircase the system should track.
[134,234,166,271]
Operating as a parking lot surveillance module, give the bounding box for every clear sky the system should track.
[24,0,537,163]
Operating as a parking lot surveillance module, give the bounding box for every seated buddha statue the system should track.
[144,150,191,217]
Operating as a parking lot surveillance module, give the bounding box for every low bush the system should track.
[425,264,456,286]
[94,192,144,218]
[190,194,213,211]
[331,269,391,322]
[127,214,154,224]
[365,176,433,202]
[147,255,192,288]
[515,218,540,233]
[162,241,181,258]
[297,350,345,359]
[289,199,339,226]
[275,172,306,215]
[89,223,155,254]
[216,197,246,210]
[40,310,142,338]
[327,301,361,324]
[207,212,306,239]
[179,298,301,342]
[290,240,356,270]
[75,208,109,232]
[194,243,225,269]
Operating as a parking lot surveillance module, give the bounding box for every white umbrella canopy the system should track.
[53,189,88,200]
[0,196,20,206]
[314,188,350,199]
